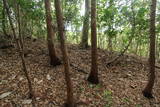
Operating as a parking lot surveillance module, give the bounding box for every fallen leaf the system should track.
[47,74,51,80]
[0,92,12,99]
[22,99,32,104]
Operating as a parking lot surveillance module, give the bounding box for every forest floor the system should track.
[0,39,160,107]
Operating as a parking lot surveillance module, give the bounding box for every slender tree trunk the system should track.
[157,37,160,59]
[2,3,8,36]
[17,5,24,50]
[107,0,114,52]
[54,0,75,106]
[80,0,90,48]
[30,20,33,39]
[87,0,99,84]
[156,34,159,59]
[135,42,139,54]
[142,0,157,98]
[114,36,117,50]
[3,0,35,105]
[108,36,112,52]
[17,6,35,106]
[44,0,61,66]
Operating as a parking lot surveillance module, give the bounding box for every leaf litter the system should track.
[0,39,159,107]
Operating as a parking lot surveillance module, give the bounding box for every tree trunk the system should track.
[16,5,25,50]
[80,0,90,49]
[108,36,112,52]
[3,0,35,105]
[87,0,99,84]
[54,0,75,106]
[142,0,157,98]
[2,2,8,36]
[44,0,61,66]
[156,34,159,59]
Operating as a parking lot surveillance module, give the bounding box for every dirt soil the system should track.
[0,39,160,107]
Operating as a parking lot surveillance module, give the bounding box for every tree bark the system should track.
[142,0,157,98]
[108,36,112,52]
[87,0,99,84]
[2,4,8,37]
[17,5,24,50]
[54,0,75,106]
[44,0,61,66]
[80,0,90,48]
[3,0,35,105]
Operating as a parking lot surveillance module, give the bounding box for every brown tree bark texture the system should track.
[54,0,75,106]
[44,0,61,66]
[81,0,90,48]
[3,0,35,105]
[143,0,157,98]
[87,0,99,84]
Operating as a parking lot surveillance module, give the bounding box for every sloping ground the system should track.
[0,39,160,107]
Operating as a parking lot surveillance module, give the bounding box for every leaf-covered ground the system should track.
[0,39,160,107]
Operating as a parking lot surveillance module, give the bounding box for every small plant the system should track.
[135,104,142,107]
[89,84,94,88]
[122,97,130,103]
[103,90,113,107]
[95,84,101,89]
[89,84,101,89]
[79,87,85,92]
